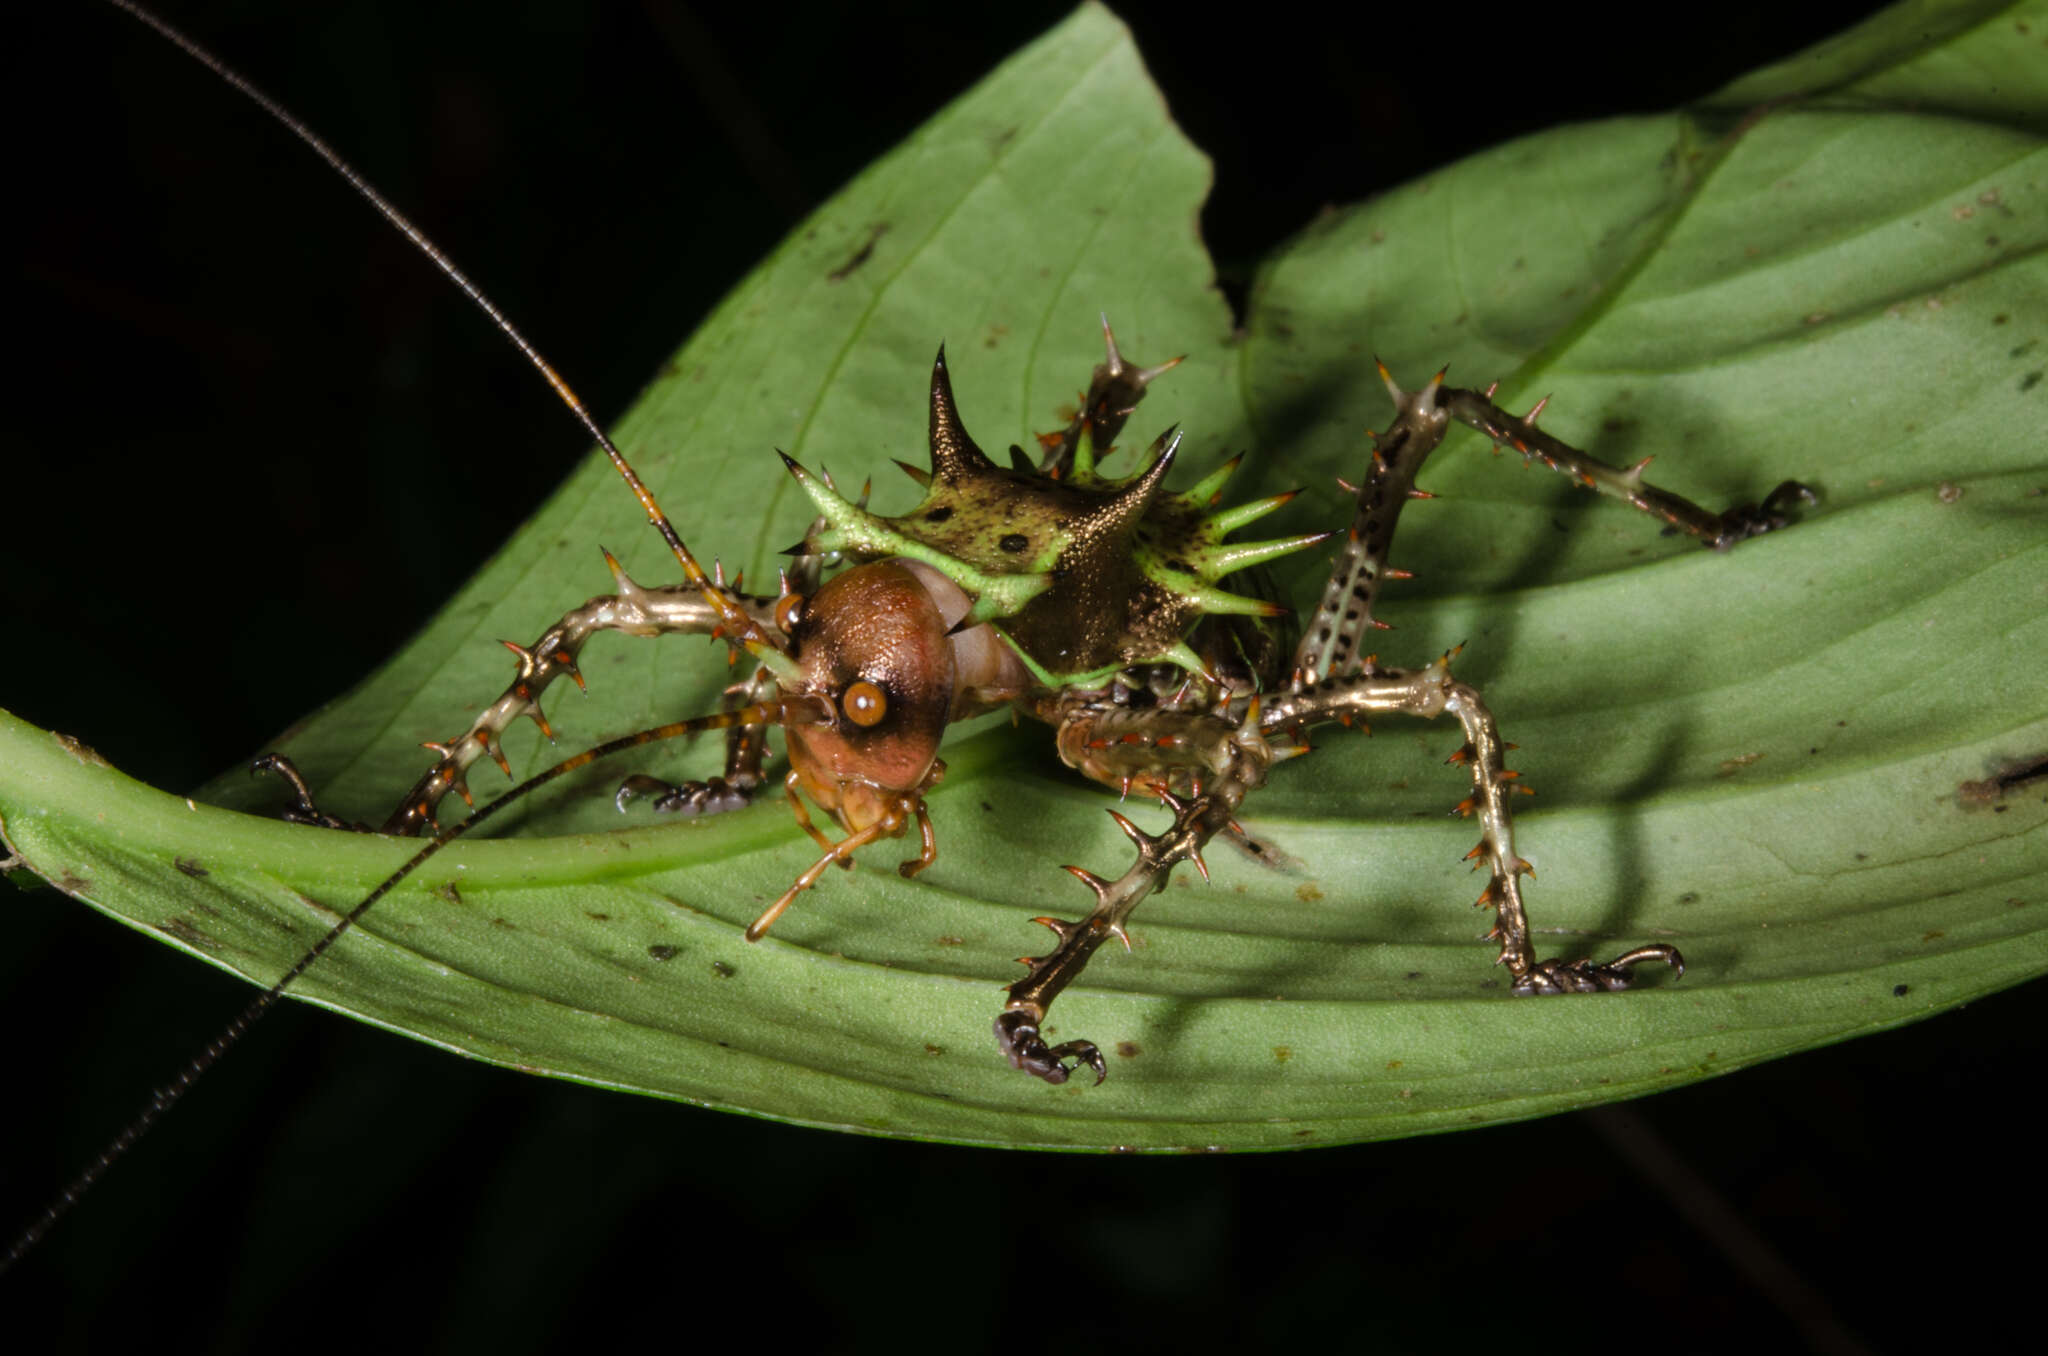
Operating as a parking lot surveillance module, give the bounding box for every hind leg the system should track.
[1260,658,1683,993]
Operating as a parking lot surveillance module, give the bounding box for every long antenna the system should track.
[9,0,781,1270]
[100,0,761,636]
[5,699,819,1269]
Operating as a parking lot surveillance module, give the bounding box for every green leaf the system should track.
[5,1,2044,1149]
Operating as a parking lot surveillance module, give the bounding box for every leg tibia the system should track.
[1440,387,1814,550]
[1294,364,1452,683]
[999,699,1276,1085]
[1295,365,1815,688]
[998,787,1244,1085]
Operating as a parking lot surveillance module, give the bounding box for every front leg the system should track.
[258,549,785,835]
[613,663,780,818]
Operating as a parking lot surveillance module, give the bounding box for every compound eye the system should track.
[774,593,805,635]
[841,679,888,728]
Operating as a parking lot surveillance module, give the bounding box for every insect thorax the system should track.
[787,350,1320,687]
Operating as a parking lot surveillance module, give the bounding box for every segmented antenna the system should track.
[8,0,782,1271]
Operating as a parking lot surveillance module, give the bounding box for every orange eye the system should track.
[774,593,805,634]
[841,680,887,727]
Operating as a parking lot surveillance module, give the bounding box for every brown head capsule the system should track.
[782,558,1020,831]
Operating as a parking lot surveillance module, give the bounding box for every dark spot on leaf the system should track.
[711,961,737,979]
[436,882,462,905]
[174,857,208,878]
[1117,1041,1141,1059]
[1272,1045,1292,1063]
[925,507,953,523]
[826,222,887,281]
[160,917,218,952]
[999,533,1028,553]
[647,944,678,961]
[1893,984,1910,997]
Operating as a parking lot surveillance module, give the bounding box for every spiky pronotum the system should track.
[782,350,1328,684]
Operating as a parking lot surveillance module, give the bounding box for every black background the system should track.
[7,1,2036,1348]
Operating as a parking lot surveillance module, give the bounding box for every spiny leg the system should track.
[1293,365,1452,682]
[1438,382,1815,549]
[256,550,789,836]
[996,699,1277,1084]
[1034,315,1183,479]
[1294,363,1815,684]
[1272,363,1798,990]
[1260,658,1682,993]
[997,786,1246,1085]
